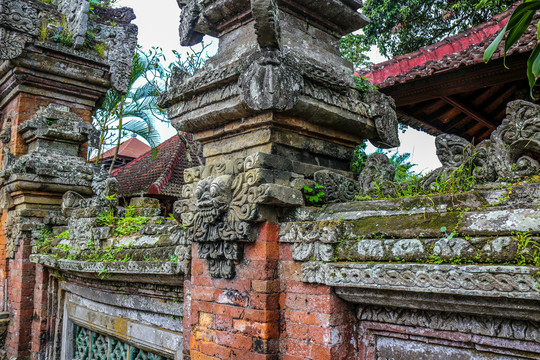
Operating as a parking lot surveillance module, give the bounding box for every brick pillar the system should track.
[0,2,137,357]
[30,264,48,359]
[164,1,399,359]
[5,238,34,359]
[279,243,357,360]
[188,223,281,360]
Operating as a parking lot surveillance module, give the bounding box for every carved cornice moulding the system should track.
[302,262,540,301]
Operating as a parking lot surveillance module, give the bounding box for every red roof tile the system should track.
[112,133,202,198]
[361,4,536,88]
[91,137,151,161]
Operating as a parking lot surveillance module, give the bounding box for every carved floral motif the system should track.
[358,305,540,343]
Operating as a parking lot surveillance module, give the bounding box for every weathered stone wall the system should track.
[1,0,539,359]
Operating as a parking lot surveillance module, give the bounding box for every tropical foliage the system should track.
[92,49,162,172]
[340,0,515,69]
[91,43,211,171]
[483,0,540,94]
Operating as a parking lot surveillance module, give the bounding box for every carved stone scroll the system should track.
[56,0,90,49]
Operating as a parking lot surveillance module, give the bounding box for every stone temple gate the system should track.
[0,0,539,359]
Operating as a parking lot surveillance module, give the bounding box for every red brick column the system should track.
[30,264,49,359]
[187,223,281,360]
[279,243,357,360]
[5,238,35,359]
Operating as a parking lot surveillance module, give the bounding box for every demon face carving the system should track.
[194,175,233,226]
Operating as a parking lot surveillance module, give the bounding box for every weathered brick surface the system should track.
[187,223,283,359]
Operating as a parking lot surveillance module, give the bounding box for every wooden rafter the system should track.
[440,96,496,130]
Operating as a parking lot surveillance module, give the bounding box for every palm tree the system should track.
[92,50,161,173]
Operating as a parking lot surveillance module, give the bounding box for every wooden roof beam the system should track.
[440,96,496,130]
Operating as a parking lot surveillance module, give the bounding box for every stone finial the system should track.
[0,0,138,93]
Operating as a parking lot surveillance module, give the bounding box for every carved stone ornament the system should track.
[424,100,540,188]
[363,90,400,149]
[175,155,303,279]
[357,152,396,197]
[178,0,204,47]
[313,170,358,203]
[0,26,30,59]
[240,51,303,112]
[90,11,138,94]
[0,0,40,35]
[302,262,540,300]
[358,305,540,344]
[56,0,90,49]
[251,0,281,50]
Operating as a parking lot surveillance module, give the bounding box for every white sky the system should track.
[117,0,441,172]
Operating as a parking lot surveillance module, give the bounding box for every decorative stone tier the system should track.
[30,255,183,284]
[281,181,540,321]
[0,0,138,95]
[162,0,399,169]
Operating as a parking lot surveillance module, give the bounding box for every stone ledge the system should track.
[302,262,540,301]
[30,254,184,276]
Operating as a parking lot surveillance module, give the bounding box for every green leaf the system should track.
[504,11,535,55]
[527,43,540,97]
[484,24,507,63]
[532,47,540,78]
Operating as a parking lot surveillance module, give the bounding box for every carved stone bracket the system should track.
[251,0,281,50]
[175,154,303,279]
[240,51,303,112]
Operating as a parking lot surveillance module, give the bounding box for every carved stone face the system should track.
[195,175,233,225]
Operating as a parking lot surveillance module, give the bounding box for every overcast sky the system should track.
[117,0,441,172]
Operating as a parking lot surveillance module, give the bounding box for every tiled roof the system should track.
[112,134,202,198]
[362,5,536,88]
[91,137,151,161]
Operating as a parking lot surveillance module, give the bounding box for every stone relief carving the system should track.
[424,100,540,188]
[357,152,396,198]
[0,118,11,154]
[0,0,39,35]
[0,26,30,59]
[302,262,540,299]
[363,90,400,149]
[358,305,540,343]
[292,242,333,262]
[279,222,340,244]
[240,51,303,112]
[91,17,138,94]
[176,155,302,279]
[313,170,358,203]
[251,0,281,50]
[56,0,90,49]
